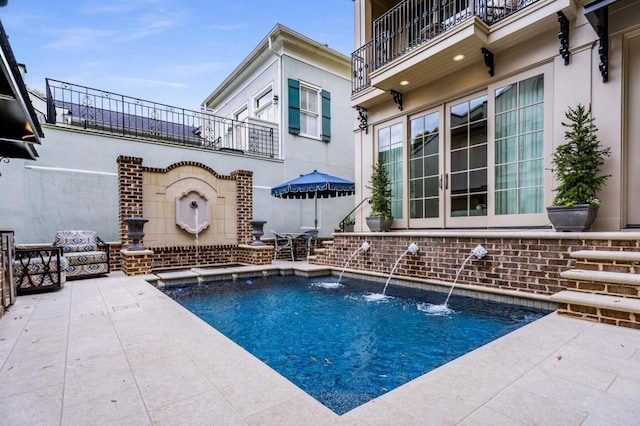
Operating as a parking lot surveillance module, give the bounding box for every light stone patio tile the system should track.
[68,313,113,338]
[376,345,536,424]
[536,352,617,391]
[0,384,63,426]
[129,353,214,411]
[485,385,587,425]
[245,394,340,426]
[570,323,640,360]
[66,328,123,362]
[109,312,164,339]
[581,414,622,426]
[64,351,134,406]
[341,398,426,425]
[61,386,150,426]
[25,312,69,333]
[514,369,640,425]
[10,329,68,359]
[0,350,65,399]
[552,345,640,382]
[458,406,527,426]
[211,358,304,419]
[119,329,185,363]
[149,389,245,426]
[607,376,640,403]
[632,349,640,362]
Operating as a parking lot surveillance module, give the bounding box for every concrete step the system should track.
[551,290,640,314]
[561,269,640,287]
[570,250,640,263]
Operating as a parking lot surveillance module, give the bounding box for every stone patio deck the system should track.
[0,268,638,425]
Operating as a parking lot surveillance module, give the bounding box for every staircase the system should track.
[551,250,640,329]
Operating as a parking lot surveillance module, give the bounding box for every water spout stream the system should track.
[381,243,419,295]
[337,242,370,285]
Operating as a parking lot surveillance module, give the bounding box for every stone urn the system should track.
[250,219,267,246]
[125,217,149,251]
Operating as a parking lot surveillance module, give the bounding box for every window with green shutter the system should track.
[288,79,330,142]
[288,78,300,135]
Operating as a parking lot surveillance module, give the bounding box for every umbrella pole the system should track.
[314,191,318,229]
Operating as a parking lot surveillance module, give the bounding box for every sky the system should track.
[1,0,354,110]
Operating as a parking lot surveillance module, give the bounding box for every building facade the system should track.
[203,24,355,237]
[351,0,640,232]
[0,24,354,244]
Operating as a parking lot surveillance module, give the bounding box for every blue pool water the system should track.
[162,275,550,414]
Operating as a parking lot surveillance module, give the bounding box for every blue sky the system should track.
[1,0,354,109]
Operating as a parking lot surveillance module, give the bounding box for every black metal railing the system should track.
[339,197,370,232]
[352,0,538,94]
[45,79,279,159]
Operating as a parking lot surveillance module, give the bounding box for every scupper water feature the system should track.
[311,241,371,289]
[422,244,488,315]
[190,200,200,272]
[364,243,420,302]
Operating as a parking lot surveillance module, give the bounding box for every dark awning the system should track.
[0,19,43,161]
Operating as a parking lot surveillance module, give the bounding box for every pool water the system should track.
[162,275,550,414]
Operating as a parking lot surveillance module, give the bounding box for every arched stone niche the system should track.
[176,190,210,235]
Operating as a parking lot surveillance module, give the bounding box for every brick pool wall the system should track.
[312,233,640,296]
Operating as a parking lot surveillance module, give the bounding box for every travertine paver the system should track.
[0,270,638,425]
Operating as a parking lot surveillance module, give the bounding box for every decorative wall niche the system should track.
[176,190,210,235]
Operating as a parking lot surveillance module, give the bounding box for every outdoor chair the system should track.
[301,229,319,258]
[272,230,295,261]
[53,230,110,279]
[13,246,69,294]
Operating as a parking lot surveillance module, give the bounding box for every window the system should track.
[254,87,274,122]
[378,122,404,219]
[410,111,440,219]
[287,78,331,141]
[231,105,248,150]
[494,74,544,215]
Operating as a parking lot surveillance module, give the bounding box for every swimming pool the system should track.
[162,274,551,414]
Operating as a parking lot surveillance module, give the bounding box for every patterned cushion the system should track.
[63,251,108,266]
[13,256,69,275]
[66,263,109,278]
[54,230,99,253]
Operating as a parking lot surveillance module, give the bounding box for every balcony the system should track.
[45,79,279,159]
[352,0,559,96]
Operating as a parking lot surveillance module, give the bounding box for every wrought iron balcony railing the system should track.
[352,0,538,94]
[45,79,279,159]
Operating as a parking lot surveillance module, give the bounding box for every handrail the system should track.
[44,78,279,159]
[339,197,370,232]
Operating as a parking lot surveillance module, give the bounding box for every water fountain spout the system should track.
[191,202,200,271]
[336,241,371,285]
[442,244,487,306]
[381,243,419,295]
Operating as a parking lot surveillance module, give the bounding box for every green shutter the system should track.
[321,89,331,142]
[288,79,300,135]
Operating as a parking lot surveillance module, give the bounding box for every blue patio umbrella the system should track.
[271,170,355,229]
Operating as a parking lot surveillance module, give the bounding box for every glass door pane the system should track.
[447,95,488,223]
[409,110,443,227]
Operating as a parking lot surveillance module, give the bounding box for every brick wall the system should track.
[557,303,639,329]
[312,234,640,296]
[116,156,256,272]
[231,170,253,245]
[117,156,144,248]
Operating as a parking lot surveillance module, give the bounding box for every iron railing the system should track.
[45,79,279,159]
[352,0,538,94]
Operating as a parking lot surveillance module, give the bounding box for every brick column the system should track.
[117,156,144,248]
[120,249,153,276]
[231,170,253,245]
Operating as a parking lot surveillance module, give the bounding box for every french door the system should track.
[409,93,489,228]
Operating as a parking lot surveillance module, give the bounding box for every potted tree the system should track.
[547,103,611,231]
[366,160,394,232]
